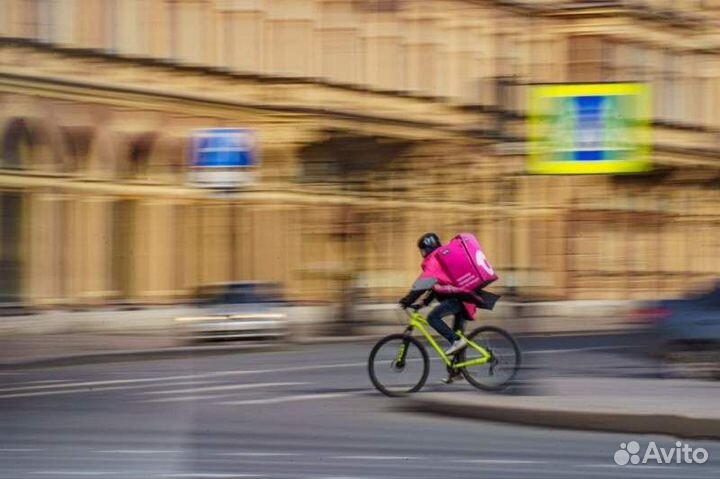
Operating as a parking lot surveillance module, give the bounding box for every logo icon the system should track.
[614,440,709,466]
[614,441,641,466]
[475,250,494,275]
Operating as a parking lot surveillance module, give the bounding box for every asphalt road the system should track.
[1,335,719,479]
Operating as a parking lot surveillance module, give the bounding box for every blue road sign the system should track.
[192,129,257,168]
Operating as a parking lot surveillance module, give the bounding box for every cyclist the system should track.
[399,233,486,361]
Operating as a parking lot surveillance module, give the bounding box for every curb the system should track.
[401,393,720,439]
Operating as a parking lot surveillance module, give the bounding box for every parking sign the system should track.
[189,128,258,188]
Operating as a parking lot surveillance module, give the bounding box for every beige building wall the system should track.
[1,1,720,308]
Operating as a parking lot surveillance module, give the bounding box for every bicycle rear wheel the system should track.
[459,326,521,391]
[368,334,429,397]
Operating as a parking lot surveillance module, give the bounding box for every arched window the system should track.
[1,119,34,170]
[61,126,94,174]
[124,132,156,179]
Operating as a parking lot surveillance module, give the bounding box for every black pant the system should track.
[427,298,469,345]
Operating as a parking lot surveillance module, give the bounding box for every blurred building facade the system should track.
[0,0,719,308]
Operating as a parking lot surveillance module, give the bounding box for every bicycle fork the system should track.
[392,327,414,368]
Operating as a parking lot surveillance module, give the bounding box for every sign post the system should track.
[189,128,259,281]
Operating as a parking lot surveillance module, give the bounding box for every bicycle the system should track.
[368,304,521,397]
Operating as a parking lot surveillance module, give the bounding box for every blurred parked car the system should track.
[630,281,720,378]
[176,282,289,342]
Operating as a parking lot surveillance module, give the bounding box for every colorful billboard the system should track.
[528,83,651,175]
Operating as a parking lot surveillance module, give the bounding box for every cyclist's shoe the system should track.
[444,338,467,356]
[442,370,464,384]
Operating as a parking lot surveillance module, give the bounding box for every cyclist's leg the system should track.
[452,308,471,336]
[427,299,463,345]
[452,314,465,337]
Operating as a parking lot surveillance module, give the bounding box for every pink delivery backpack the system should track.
[435,233,498,291]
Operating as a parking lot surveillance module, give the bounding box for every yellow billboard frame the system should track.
[528,82,652,175]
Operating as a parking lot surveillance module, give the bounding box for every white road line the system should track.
[0,380,220,399]
[0,362,365,396]
[139,394,231,403]
[314,477,375,479]
[459,459,547,464]
[216,452,296,459]
[20,379,75,385]
[334,455,420,461]
[529,346,629,355]
[0,378,219,395]
[97,449,178,454]
[219,391,361,406]
[140,382,308,396]
[157,474,265,478]
[582,464,682,470]
[0,448,44,452]
[32,472,120,476]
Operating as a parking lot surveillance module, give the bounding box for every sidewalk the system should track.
[402,377,720,439]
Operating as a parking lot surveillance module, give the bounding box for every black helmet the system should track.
[417,233,441,257]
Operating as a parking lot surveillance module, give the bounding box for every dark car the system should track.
[630,281,720,378]
[175,282,289,341]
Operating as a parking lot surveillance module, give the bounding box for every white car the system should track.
[176,282,289,341]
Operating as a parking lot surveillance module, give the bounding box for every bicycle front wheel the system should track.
[368,334,429,397]
[459,326,521,391]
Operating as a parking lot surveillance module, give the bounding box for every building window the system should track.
[1,119,33,170]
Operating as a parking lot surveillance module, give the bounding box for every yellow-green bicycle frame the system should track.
[399,309,493,369]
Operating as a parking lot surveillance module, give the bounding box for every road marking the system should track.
[0,379,219,395]
[529,346,629,355]
[21,379,74,385]
[0,448,44,452]
[140,382,308,396]
[32,472,120,476]
[459,459,547,464]
[315,477,375,479]
[316,476,380,479]
[219,391,362,406]
[216,452,298,458]
[582,464,682,469]
[0,380,222,399]
[157,474,265,478]
[97,449,178,454]
[334,455,420,461]
[0,362,365,397]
